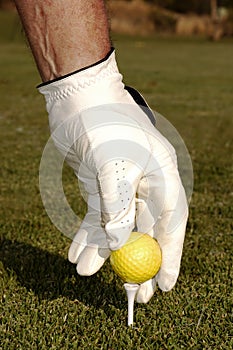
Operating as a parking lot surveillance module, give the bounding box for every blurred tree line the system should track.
[0,0,14,9]
[145,0,232,14]
[1,0,233,13]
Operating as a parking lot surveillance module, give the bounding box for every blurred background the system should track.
[1,0,233,40]
[107,0,233,40]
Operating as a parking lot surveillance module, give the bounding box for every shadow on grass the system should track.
[0,238,124,311]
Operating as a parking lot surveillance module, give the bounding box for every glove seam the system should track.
[46,67,120,104]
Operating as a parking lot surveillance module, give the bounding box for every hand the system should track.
[38,50,188,303]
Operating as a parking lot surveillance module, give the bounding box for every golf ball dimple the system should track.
[110,232,162,284]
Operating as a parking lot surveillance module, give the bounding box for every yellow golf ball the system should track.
[110,232,162,284]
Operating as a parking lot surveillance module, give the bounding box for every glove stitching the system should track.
[44,65,119,104]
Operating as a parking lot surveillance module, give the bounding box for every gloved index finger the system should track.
[97,157,141,250]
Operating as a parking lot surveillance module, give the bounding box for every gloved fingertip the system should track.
[106,225,132,251]
[76,259,104,276]
[108,236,129,251]
[136,278,156,303]
[156,271,178,292]
[68,229,88,264]
[76,246,110,276]
[68,241,85,264]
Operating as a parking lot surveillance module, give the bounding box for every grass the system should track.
[0,10,233,350]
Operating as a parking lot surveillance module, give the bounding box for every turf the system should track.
[0,11,233,350]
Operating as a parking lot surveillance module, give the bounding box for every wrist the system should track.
[37,48,115,88]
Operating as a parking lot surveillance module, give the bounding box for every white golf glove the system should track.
[38,49,188,303]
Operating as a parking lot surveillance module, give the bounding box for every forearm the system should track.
[14,0,111,82]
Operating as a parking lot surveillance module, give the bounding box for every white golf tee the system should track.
[124,283,140,326]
